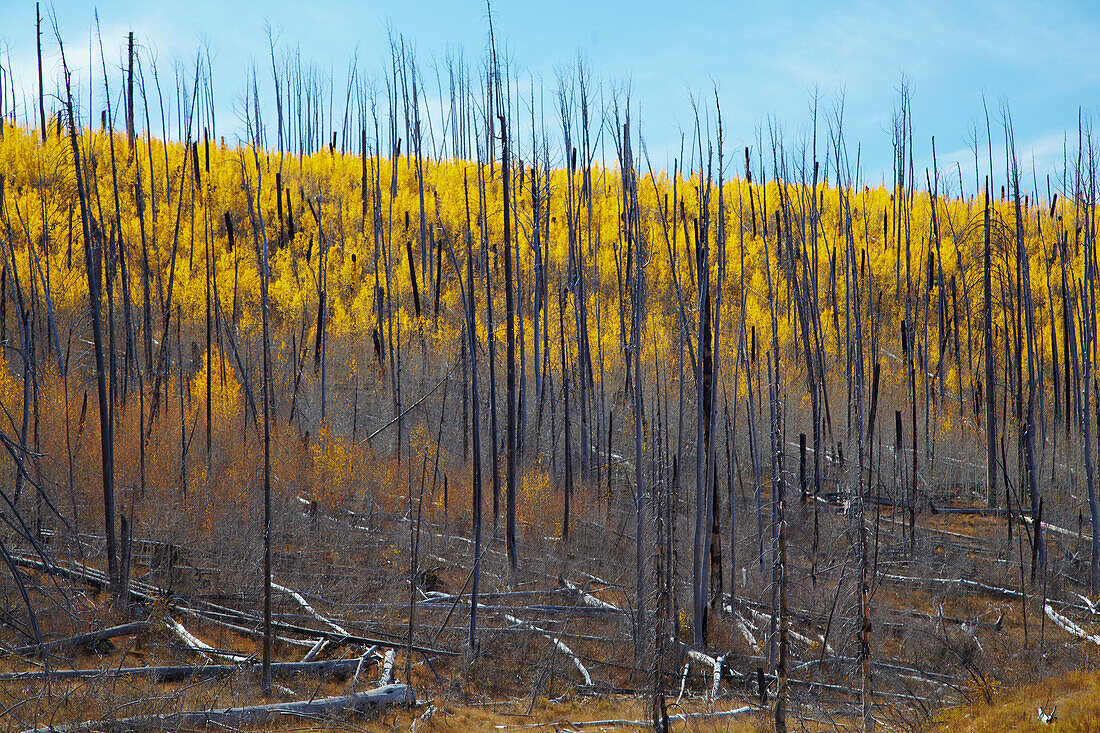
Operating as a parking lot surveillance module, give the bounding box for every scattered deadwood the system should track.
[561,705,756,729]
[11,554,453,656]
[18,683,415,732]
[562,580,622,613]
[0,657,365,683]
[272,580,351,663]
[265,618,454,657]
[423,590,593,686]
[410,702,437,732]
[890,608,1004,631]
[165,617,248,662]
[11,622,151,657]
[299,636,327,662]
[792,656,961,687]
[350,646,380,688]
[880,573,1024,599]
[679,642,723,700]
[1022,514,1078,540]
[272,581,350,636]
[492,610,593,687]
[926,504,1008,516]
[741,606,833,654]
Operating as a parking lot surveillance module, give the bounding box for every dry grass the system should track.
[929,668,1100,732]
[317,697,768,732]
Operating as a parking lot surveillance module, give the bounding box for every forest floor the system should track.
[3,496,1098,732]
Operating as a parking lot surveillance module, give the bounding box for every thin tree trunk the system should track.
[984,181,997,507]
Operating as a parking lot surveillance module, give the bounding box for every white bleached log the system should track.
[18,684,415,733]
[165,617,248,663]
[272,581,350,636]
[1044,605,1100,646]
[378,649,396,685]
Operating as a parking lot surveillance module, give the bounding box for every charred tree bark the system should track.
[60,39,118,597]
[984,182,997,507]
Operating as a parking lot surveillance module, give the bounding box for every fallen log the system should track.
[0,657,364,683]
[351,646,379,688]
[791,656,961,686]
[378,649,396,685]
[492,612,591,687]
[410,702,437,733]
[880,573,1024,599]
[265,618,455,657]
[1044,604,1100,646]
[299,637,327,662]
[418,602,620,618]
[1021,514,1078,540]
[890,608,1003,631]
[12,623,151,657]
[165,617,247,663]
[564,705,755,729]
[563,581,622,613]
[176,607,314,649]
[272,581,350,636]
[18,683,414,732]
[423,590,592,686]
[676,642,723,700]
[740,606,833,654]
[12,555,453,657]
[271,581,350,664]
[926,504,1008,516]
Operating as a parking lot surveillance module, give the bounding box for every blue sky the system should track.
[2,0,1098,192]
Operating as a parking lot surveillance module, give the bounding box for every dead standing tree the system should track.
[240,74,275,695]
[58,28,118,598]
